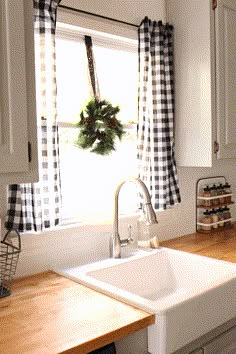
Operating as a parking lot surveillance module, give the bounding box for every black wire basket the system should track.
[0,229,21,298]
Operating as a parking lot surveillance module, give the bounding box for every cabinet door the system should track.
[167,0,213,167]
[215,0,236,159]
[0,0,38,184]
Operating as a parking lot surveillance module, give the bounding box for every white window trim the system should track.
[56,22,137,52]
[57,7,138,41]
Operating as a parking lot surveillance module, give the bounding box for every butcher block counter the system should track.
[160,225,236,263]
[0,271,154,354]
[0,226,235,354]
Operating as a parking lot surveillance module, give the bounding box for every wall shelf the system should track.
[197,201,234,209]
[197,218,232,227]
[196,224,234,234]
[197,193,233,201]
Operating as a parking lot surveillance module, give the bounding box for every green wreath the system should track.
[75,98,125,155]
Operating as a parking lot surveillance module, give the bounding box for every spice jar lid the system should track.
[204,185,211,191]
[203,210,211,215]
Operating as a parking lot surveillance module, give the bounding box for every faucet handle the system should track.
[120,224,133,247]
[120,237,133,247]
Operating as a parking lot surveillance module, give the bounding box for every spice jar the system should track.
[211,184,219,206]
[197,185,205,207]
[218,184,225,204]
[203,186,212,208]
[200,210,212,232]
[224,182,232,203]
[217,208,225,227]
[210,209,218,229]
[223,207,231,226]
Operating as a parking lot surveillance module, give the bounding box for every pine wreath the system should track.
[75,98,125,155]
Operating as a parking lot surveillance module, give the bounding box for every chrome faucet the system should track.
[110,176,158,258]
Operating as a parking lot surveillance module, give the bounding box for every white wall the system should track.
[61,0,166,25]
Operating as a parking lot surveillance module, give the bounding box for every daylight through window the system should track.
[56,26,139,224]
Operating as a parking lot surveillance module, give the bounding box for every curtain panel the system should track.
[138,17,181,210]
[5,0,62,232]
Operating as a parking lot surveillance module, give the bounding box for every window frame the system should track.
[56,23,139,225]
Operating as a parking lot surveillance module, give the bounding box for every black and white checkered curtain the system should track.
[138,17,181,210]
[5,0,62,232]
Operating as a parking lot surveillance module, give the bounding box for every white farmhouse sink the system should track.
[57,248,236,353]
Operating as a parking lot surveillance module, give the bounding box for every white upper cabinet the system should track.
[0,0,38,184]
[167,0,236,167]
[215,0,236,159]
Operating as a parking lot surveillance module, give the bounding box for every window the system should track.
[56,25,139,224]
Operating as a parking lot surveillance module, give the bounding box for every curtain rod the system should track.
[58,5,139,28]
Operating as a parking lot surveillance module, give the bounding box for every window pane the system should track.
[56,37,90,123]
[59,127,138,222]
[93,41,138,123]
[56,30,139,223]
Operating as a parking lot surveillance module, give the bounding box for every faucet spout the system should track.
[110,176,158,258]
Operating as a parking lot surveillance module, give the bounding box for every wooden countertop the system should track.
[160,225,236,263]
[0,272,155,354]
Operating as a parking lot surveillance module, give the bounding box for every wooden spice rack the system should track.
[196,176,234,233]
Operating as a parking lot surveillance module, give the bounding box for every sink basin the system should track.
[57,248,236,353]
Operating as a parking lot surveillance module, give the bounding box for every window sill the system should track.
[61,210,139,227]
[18,212,140,237]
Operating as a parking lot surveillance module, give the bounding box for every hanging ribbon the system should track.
[84,35,100,100]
